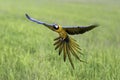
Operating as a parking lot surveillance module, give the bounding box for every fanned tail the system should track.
[54,36,84,69]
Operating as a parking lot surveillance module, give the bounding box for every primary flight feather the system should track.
[25,14,98,69]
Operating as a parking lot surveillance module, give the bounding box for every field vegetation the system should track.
[0,0,120,80]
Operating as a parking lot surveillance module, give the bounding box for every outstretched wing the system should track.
[25,14,53,27]
[63,24,98,35]
[25,14,45,24]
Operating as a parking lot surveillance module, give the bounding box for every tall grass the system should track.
[0,0,120,80]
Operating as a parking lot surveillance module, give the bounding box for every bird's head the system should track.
[47,24,62,32]
[53,24,59,30]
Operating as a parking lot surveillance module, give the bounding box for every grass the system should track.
[0,0,120,80]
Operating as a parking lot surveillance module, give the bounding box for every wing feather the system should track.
[25,14,53,27]
[63,24,98,35]
[25,14,45,24]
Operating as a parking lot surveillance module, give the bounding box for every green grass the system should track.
[0,0,120,80]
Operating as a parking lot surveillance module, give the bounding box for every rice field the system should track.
[0,0,120,80]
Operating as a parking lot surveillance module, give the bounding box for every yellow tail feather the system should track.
[54,36,84,69]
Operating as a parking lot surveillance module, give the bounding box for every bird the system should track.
[25,14,98,69]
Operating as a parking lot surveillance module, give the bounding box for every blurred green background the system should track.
[0,0,120,80]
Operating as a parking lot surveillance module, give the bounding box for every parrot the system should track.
[25,14,98,69]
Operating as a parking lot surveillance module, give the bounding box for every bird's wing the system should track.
[25,14,53,28]
[63,24,98,35]
[25,14,45,24]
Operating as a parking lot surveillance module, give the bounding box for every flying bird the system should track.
[25,14,98,69]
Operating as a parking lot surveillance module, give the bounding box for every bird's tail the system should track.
[54,36,84,69]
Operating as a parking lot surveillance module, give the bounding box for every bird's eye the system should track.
[53,25,59,29]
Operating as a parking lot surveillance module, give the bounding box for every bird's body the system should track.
[25,14,98,69]
[54,25,67,39]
